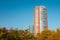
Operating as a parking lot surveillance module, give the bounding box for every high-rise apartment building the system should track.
[34,6,48,36]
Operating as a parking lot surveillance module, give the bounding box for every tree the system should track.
[37,30,54,40]
[56,29,60,40]
[48,32,56,40]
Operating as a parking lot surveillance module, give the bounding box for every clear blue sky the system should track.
[0,0,60,30]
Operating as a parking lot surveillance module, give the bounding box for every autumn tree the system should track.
[37,30,55,40]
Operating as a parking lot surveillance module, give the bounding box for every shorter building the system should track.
[28,24,34,34]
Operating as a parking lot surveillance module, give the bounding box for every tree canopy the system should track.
[0,27,60,40]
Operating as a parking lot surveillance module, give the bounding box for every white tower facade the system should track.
[34,6,48,36]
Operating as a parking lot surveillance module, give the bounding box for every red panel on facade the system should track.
[38,7,40,33]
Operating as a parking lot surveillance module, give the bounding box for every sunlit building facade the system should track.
[34,6,48,36]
